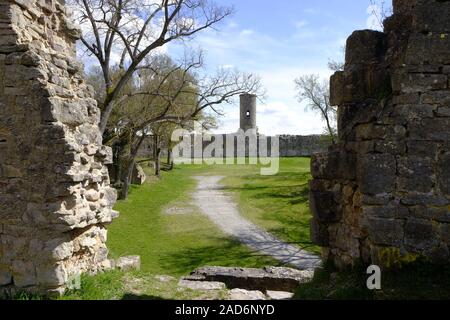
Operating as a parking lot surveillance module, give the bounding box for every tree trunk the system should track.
[119,134,147,200]
[325,116,336,144]
[167,148,174,170]
[120,158,135,200]
[155,148,161,177]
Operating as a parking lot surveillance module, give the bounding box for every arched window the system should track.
[246,110,251,118]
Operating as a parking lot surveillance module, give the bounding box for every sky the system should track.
[168,0,388,136]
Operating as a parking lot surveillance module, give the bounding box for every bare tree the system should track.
[328,46,345,72]
[69,0,234,135]
[294,74,337,144]
[368,0,393,30]
[101,54,262,199]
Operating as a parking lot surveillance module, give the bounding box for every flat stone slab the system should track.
[178,280,227,291]
[185,266,314,292]
[228,289,267,300]
[266,291,294,300]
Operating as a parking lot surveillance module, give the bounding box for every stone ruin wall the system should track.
[138,134,329,159]
[310,0,450,269]
[278,135,329,157]
[0,0,117,296]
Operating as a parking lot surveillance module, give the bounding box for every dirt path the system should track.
[192,176,321,270]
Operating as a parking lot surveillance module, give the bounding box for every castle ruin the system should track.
[310,0,450,269]
[0,0,117,296]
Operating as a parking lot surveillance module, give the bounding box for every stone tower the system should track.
[239,94,257,132]
[0,0,117,296]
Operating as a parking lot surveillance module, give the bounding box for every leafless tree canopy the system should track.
[368,0,393,30]
[69,0,234,133]
[294,74,337,144]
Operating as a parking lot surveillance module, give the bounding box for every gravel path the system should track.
[192,176,321,270]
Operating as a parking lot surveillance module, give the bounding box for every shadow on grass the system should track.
[295,260,450,300]
[122,294,164,300]
[159,238,284,275]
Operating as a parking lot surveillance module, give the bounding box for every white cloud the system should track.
[295,20,309,29]
[182,20,338,136]
[240,29,255,37]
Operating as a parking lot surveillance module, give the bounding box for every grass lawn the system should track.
[63,157,316,300]
[220,158,320,254]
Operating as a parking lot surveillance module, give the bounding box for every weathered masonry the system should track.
[0,0,117,296]
[310,0,450,269]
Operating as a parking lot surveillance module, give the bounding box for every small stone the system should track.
[85,189,100,202]
[228,289,267,300]
[116,256,141,272]
[266,291,294,300]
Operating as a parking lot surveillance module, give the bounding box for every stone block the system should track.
[412,2,450,33]
[330,71,344,106]
[405,34,450,65]
[404,218,439,251]
[357,154,396,195]
[406,141,438,157]
[227,289,266,301]
[397,156,434,193]
[310,218,329,247]
[410,118,450,141]
[265,291,294,300]
[440,223,450,244]
[366,217,404,246]
[188,266,314,292]
[436,107,450,117]
[392,72,448,94]
[374,140,406,155]
[0,267,12,286]
[311,149,356,180]
[393,93,420,105]
[310,190,342,223]
[437,152,450,196]
[421,90,450,105]
[400,194,449,206]
[356,124,406,141]
[345,30,387,66]
[116,256,141,272]
[409,206,450,223]
[391,104,436,124]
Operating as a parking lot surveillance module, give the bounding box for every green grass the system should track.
[107,164,277,276]
[169,157,319,254]
[63,157,316,300]
[220,158,320,254]
[62,270,230,300]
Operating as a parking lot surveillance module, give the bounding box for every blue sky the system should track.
[174,0,389,135]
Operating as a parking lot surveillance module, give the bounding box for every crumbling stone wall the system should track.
[310,0,450,269]
[0,0,117,296]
